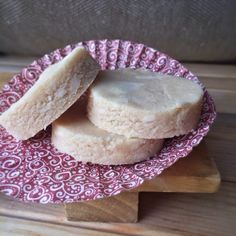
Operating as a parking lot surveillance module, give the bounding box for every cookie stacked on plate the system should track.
[0,47,203,165]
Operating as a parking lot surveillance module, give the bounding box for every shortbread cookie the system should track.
[52,102,163,165]
[87,68,203,139]
[0,47,100,140]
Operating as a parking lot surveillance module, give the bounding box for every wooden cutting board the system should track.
[64,142,220,222]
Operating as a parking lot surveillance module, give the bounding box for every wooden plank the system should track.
[208,88,236,114]
[206,138,236,182]
[65,192,139,222]
[198,76,236,91]
[185,63,236,114]
[0,72,15,89]
[0,72,14,88]
[0,216,183,236]
[137,142,220,193]
[206,113,236,182]
[0,66,21,73]
[0,182,235,236]
[139,182,236,236]
[0,194,183,236]
[0,215,119,236]
[207,113,236,141]
[192,63,236,79]
[0,56,35,67]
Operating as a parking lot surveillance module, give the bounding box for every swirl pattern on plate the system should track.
[0,40,216,203]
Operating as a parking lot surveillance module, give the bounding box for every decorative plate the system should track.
[0,40,216,203]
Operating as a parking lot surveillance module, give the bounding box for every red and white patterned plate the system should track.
[0,40,216,203]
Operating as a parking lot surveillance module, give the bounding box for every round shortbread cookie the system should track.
[87,68,203,139]
[52,102,164,165]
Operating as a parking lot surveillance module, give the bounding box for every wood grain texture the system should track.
[0,215,119,236]
[185,63,236,84]
[0,56,35,67]
[0,72,16,83]
[137,142,220,193]
[0,182,235,236]
[207,113,236,142]
[208,89,236,114]
[206,138,236,182]
[0,193,184,236]
[185,63,236,114]
[0,217,185,236]
[139,182,236,236]
[65,192,139,222]
[205,113,236,182]
[0,72,15,89]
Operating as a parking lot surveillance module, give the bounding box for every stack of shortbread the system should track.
[0,47,203,165]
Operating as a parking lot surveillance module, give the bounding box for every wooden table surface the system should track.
[0,59,235,235]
